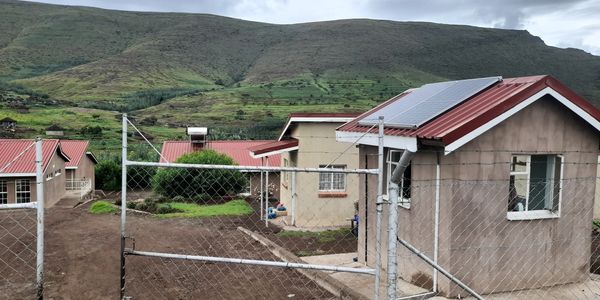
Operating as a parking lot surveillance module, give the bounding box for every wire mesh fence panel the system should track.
[367,146,600,300]
[0,209,37,299]
[120,122,382,299]
[123,114,600,299]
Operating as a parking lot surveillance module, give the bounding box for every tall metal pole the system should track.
[120,114,128,298]
[265,156,269,227]
[387,181,400,299]
[433,153,441,292]
[35,138,44,300]
[374,116,384,300]
[260,158,264,221]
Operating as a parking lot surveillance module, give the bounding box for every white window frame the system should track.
[507,154,563,221]
[15,179,31,204]
[46,172,53,181]
[318,165,347,192]
[385,149,411,209]
[0,180,7,204]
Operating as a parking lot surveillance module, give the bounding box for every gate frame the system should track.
[0,138,44,299]
[118,114,383,299]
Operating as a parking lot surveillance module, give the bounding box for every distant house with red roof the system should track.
[160,138,281,198]
[337,75,600,297]
[0,139,96,207]
[249,113,360,228]
[59,140,98,191]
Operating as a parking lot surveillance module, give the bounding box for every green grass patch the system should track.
[594,220,600,229]
[157,200,253,218]
[276,228,352,243]
[89,200,117,214]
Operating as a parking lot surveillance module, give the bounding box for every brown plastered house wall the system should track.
[41,148,67,207]
[2,148,66,206]
[68,154,96,190]
[359,96,599,297]
[279,122,360,227]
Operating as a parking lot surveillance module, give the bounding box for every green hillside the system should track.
[1,0,600,155]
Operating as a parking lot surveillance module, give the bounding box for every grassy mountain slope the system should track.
[1,0,600,155]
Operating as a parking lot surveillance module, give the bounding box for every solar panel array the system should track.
[359,76,502,128]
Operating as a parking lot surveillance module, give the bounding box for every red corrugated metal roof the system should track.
[160,140,281,166]
[338,75,600,145]
[59,140,90,168]
[0,139,69,174]
[248,139,299,156]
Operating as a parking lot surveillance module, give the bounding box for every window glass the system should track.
[319,165,346,191]
[386,150,411,207]
[0,180,7,204]
[508,154,562,213]
[16,179,31,203]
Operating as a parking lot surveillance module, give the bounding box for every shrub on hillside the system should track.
[152,150,247,200]
[95,159,121,191]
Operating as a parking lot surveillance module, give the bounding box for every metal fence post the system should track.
[291,171,297,226]
[387,181,399,299]
[433,152,441,293]
[260,158,264,221]
[35,138,44,300]
[265,156,269,227]
[375,116,384,300]
[120,113,128,299]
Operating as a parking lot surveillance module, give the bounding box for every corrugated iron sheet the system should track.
[59,140,90,168]
[0,139,64,174]
[338,75,600,145]
[160,140,281,166]
[247,139,299,156]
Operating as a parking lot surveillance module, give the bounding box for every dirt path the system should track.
[1,203,334,299]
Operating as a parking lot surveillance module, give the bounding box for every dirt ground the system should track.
[1,198,358,299]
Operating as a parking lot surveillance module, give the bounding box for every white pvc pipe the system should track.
[35,138,44,300]
[375,116,384,300]
[0,202,37,210]
[126,250,376,275]
[387,150,414,300]
[127,160,378,175]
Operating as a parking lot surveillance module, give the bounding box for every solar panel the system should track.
[359,76,502,128]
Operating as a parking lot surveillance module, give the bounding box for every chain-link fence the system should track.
[119,114,600,300]
[120,115,382,299]
[0,139,44,300]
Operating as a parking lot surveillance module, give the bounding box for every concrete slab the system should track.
[301,253,600,299]
[267,215,349,232]
[302,252,429,299]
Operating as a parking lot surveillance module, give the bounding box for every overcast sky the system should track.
[28,0,600,55]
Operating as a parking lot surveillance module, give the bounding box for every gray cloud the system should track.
[23,0,600,55]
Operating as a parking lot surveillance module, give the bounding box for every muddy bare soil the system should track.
[1,202,337,299]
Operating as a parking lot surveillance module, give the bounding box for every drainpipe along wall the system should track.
[386,149,415,299]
